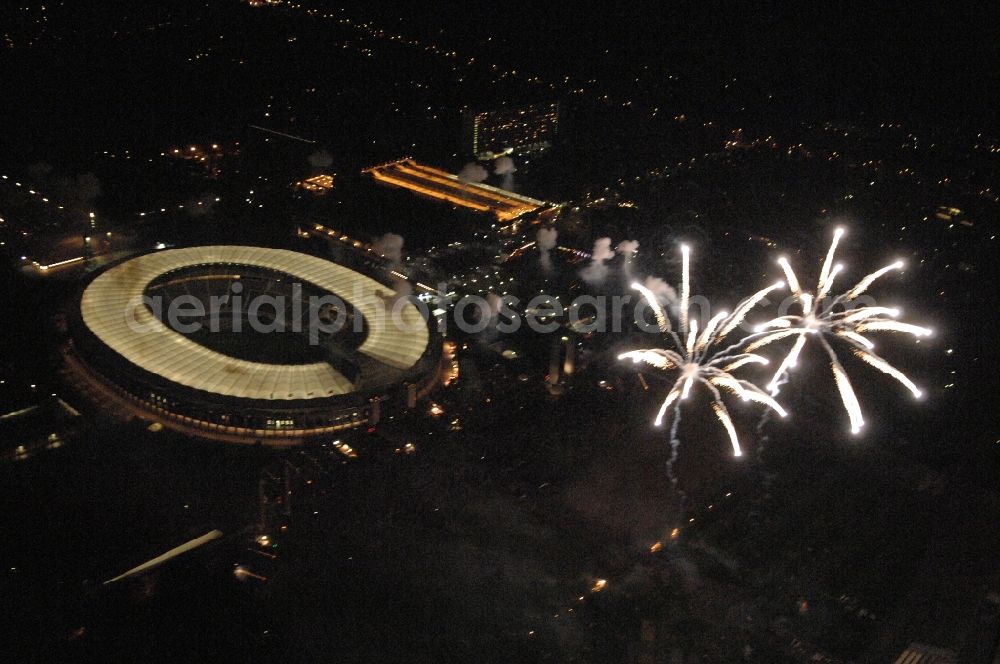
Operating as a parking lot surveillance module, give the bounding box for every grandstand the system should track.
[68,246,439,444]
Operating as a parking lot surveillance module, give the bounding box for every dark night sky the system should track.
[385,3,999,123]
[1,3,995,137]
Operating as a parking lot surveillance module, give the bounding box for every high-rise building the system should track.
[463,102,560,159]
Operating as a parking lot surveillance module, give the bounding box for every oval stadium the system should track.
[64,246,440,444]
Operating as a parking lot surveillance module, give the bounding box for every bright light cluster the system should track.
[620,229,931,455]
[750,227,931,434]
[620,245,787,457]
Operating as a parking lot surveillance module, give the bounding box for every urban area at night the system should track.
[1,3,998,662]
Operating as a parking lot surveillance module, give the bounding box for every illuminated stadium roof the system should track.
[364,158,551,222]
[80,246,429,401]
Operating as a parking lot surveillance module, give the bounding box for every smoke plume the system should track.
[536,227,558,273]
[390,275,413,303]
[580,237,614,285]
[616,240,639,256]
[307,149,333,172]
[616,239,640,281]
[494,156,516,189]
[457,162,488,184]
[373,233,405,264]
[643,276,677,304]
[493,156,516,176]
[486,293,503,320]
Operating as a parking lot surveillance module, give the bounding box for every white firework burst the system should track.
[750,227,932,434]
[620,245,787,457]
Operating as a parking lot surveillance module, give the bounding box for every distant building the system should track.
[363,158,556,224]
[295,173,335,195]
[463,102,560,160]
[934,205,973,227]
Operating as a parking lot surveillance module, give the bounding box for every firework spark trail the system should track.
[620,246,788,458]
[667,408,683,487]
[665,407,688,537]
[679,244,691,333]
[766,334,808,393]
[752,228,930,433]
[632,281,671,334]
[716,281,785,339]
[755,371,790,438]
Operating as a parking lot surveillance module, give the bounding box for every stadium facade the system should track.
[66,246,441,444]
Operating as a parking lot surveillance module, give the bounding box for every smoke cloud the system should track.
[494,156,517,190]
[373,233,405,264]
[493,156,516,176]
[616,240,639,256]
[617,239,639,281]
[536,227,558,273]
[307,149,333,172]
[580,237,614,285]
[591,238,614,263]
[390,275,413,302]
[486,293,503,319]
[643,276,677,304]
[457,162,488,184]
[536,227,558,252]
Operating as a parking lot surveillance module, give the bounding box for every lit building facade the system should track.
[463,102,560,159]
[68,246,442,445]
[363,158,554,224]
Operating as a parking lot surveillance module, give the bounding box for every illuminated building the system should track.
[934,205,973,227]
[67,246,441,445]
[463,102,560,159]
[363,158,555,223]
[296,173,335,194]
